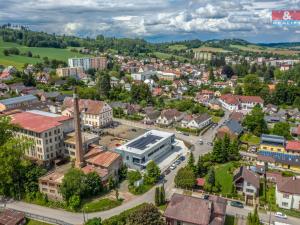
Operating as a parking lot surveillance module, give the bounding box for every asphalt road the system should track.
[3,112,300,225]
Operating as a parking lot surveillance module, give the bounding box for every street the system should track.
[3,112,300,225]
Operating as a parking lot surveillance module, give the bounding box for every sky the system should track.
[1,0,300,43]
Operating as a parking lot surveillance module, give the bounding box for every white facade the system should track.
[186,117,212,129]
[276,186,300,210]
[218,99,239,111]
[115,130,175,170]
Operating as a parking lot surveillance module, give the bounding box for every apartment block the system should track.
[56,67,84,78]
[68,57,107,71]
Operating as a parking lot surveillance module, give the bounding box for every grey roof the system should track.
[127,134,162,150]
[261,134,285,146]
[264,115,285,123]
[194,113,211,124]
[225,119,243,135]
[0,94,38,106]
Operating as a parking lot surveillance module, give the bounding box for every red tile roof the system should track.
[220,94,264,105]
[238,95,264,104]
[11,112,70,133]
[277,177,300,195]
[63,97,109,115]
[86,150,121,168]
[220,94,239,105]
[0,209,25,225]
[286,140,300,152]
[196,178,206,186]
[81,165,108,178]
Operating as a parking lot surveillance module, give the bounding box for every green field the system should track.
[240,133,260,145]
[193,46,230,53]
[230,44,300,56]
[168,44,188,51]
[152,51,188,61]
[0,38,88,69]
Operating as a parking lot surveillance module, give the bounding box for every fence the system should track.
[0,206,74,225]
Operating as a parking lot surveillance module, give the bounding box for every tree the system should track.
[207,168,215,187]
[243,105,268,136]
[187,152,196,174]
[272,122,292,140]
[160,185,165,205]
[293,96,300,109]
[130,83,152,104]
[175,167,195,189]
[85,172,102,196]
[209,67,215,82]
[127,170,142,186]
[60,168,87,201]
[85,218,102,225]
[247,207,260,225]
[211,138,223,163]
[3,49,9,56]
[108,175,116,190]
[68,195,81,210]
[125,203,165,225]
[234,85,243,95]
[0,117,32,198]
[222,65,234,78]
[197,155,209,177]
[145,161,161,184]
[228,139,240,161]
[115,189,119,201]
[155,187,160,206]
[97,71,111,99]
[243,74,262,96]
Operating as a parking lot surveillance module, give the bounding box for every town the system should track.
[0,21,300,225]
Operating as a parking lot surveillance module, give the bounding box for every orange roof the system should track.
[11,112,70,133]
[86,150,121,168]
[81,165,108,178]
[63,97,108,115]
[196,178,206,186]
[286,140,300,152]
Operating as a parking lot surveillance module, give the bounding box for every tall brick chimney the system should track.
[73,87,85,168]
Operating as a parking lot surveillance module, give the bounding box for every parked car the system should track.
[176,131,182,134]
[203,194,209,200]
[230,201,244,208]
[207,142,213,146]
[183,133,189,136]
[164,168,171,175]
[175,160,181,165]
[275,212,287,219]
[179,156,186,161]
[170,165,176,170]
[199,139,203,145]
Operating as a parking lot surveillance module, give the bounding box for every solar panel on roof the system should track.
[127,134,163,150]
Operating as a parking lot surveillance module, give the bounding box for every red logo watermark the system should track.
[272,10,300,25]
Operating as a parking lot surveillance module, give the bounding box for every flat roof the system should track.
[0,94,37,106]
[64,132,98,145]
[116,130,174,155]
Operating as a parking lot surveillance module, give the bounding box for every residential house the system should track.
[276,177,300,210]
[164,193,227,225]
[156,109,183,126]
[62,97,113,128]
[219,94,264,113]
[216,119,243,139]
[264,104,278,115]
[143,110,161,125]
[233,166,260,205]
[182,113,212,130]
[229,111,244,123]
[40,92,61,102]
[110,76,120,87]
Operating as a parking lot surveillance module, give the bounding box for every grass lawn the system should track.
[26,219,53,225]
[128,184,153,195]
[81,198,122,213]
[152,52,188,61]
[158,204,168,211]
[168,44,188,51]
[212,116,221,123]
[0,38,88,69]
[240,133,260,145]
[215,162,236,195]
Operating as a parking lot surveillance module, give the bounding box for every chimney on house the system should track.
[73,87,85,168]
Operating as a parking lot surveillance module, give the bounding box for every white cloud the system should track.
[0,0,299,42]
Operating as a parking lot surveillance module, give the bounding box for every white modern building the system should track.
[115,130,175,170]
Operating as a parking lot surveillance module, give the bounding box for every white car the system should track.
[170,165,176,170]
[275,212,287,219]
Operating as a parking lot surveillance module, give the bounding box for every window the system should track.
[282,202,288,207]
[246,188,254,193]
[126,156,129,160]
[283,194,289,199]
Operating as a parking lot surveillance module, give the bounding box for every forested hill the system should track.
[1,24,300,58]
